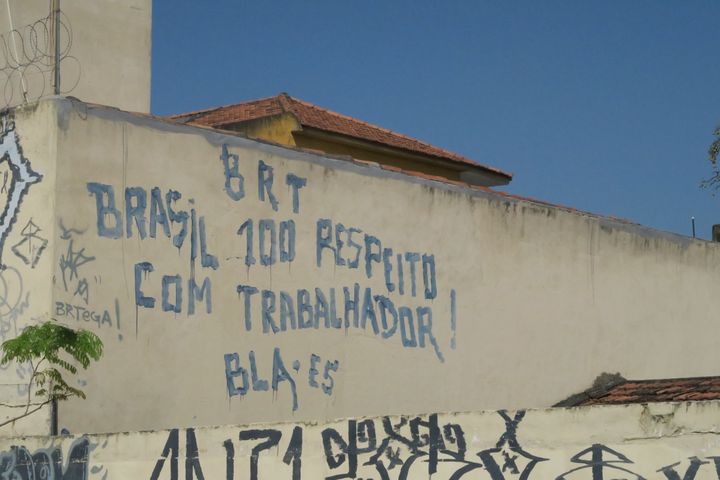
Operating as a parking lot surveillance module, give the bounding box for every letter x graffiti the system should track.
[477,411,548,480]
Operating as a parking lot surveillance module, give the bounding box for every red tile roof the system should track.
[556,376,720,407]
[169,93,512,180]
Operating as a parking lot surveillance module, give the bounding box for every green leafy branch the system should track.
[702,124,720,190]
[0,321,103,429]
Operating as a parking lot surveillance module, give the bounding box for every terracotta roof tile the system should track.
[571,376,720,406]
[159,99,641,226]
[169,93,512,180]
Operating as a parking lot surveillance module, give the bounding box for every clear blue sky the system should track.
[152,1,720,239]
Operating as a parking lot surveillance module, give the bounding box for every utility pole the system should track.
[53,0,61,95]
[691,216,696,238]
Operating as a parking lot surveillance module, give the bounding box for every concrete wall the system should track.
[3,98,720,435]
[0,102,58,435]
[2,0,151,112]
[1,401,720,479]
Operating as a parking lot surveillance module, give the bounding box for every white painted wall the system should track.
[0,101,57,436]
[3,98,720,436]
[0,401,719,479]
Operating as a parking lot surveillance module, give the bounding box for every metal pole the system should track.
[50,398,58,435]
[53,0,60,95]
[691,216,696,238]
[5,0,29,102]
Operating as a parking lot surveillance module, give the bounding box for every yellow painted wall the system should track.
[222,113,301,147]
[293,132,465,180]
[222,115,471,181]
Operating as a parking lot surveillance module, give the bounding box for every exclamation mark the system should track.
[450,289,457,350]
[114,299,123,341]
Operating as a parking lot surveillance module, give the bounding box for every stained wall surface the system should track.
[2,0,151,112]
[0,102,57,435]
[2,98,720,436]
[1,401,720,479]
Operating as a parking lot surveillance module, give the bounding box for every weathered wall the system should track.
[1,401,720,479]
[4,98,720,435]
[223,113,302,147]
[0,102,58,435]
[2,0,151,112]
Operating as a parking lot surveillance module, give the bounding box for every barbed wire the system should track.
[0,11,80,108]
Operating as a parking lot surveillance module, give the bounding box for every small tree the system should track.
[0,321,103,429]
[703,124,720,190]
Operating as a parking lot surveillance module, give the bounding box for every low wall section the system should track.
[2,401,720,479]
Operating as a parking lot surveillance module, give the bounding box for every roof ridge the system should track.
[276,92,294,114]
[281,94,513,178]
[171,93,512,179]
[167,105,223,119]
[625,375,720,383]
[283,94,467,159]
[167,94,283,120]
[555,374,720,408]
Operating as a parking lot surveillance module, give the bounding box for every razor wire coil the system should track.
[0,11,79,108]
